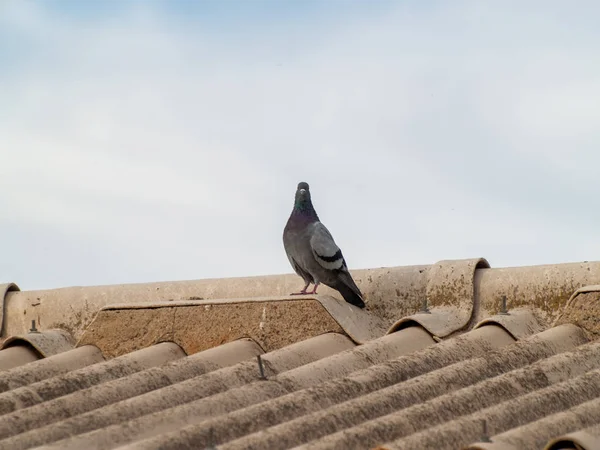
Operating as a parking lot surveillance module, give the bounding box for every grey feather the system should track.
[283,182,365,308]
[310,223,345,271]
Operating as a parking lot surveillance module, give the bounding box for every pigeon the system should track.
[283,181,366,308]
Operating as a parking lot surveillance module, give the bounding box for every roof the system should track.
[1,258,600,449]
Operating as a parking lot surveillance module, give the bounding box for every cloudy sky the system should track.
[1,0,599,290]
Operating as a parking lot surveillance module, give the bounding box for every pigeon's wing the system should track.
[309,222,346,271]
[308,222,366,308]
[283,228,314,283]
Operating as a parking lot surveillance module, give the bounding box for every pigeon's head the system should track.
[297,181,309,192]
[294,181,314,212]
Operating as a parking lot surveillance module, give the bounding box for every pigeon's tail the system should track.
[334,272,366,308]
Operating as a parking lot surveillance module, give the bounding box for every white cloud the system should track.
[1,1,600,289]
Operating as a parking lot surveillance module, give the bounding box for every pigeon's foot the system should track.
[290,281,311,295]
[308,282,320,294]
[290,290,308,295]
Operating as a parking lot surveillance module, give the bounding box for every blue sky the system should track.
[1,0,600,290]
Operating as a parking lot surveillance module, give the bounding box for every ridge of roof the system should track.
[76,294,386,358]
[4,258,600,344]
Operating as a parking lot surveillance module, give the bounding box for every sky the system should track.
[1,0,600,290]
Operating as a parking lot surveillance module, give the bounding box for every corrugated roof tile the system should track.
[0,345,104,393]
[99,325,515,450]
[0,342,183,416]
[29,328,430,450]
[544,421,600,450]
[0,346,40,371]
[291,325,591,450]
[378,346,600,449]
[2,260,600,450]
[466,395,600,450]
[7,333,353,450]
[0,339,262,442]
[222,324,586,450]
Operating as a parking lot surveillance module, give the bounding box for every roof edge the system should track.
[76,295,386,358]
[0,282,20,343]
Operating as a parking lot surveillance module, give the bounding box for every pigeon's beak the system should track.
[299,189,307,194]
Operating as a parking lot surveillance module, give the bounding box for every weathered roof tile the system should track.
[1,259,600,450]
